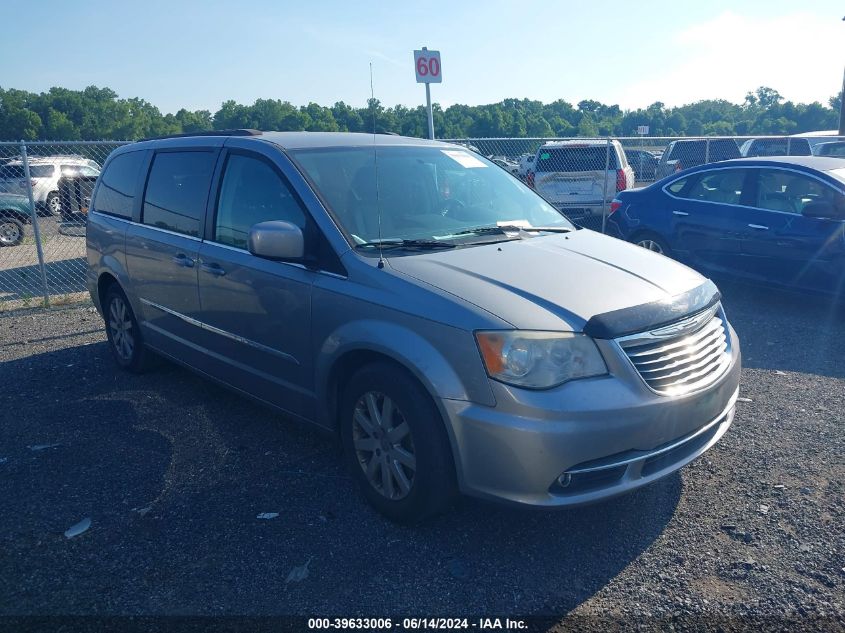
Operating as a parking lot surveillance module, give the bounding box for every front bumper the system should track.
[441,324,741,507]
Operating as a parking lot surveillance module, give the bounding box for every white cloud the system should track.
[616,11,843,109]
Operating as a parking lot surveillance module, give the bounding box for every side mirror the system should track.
[802,201,844,220]
[248,221,304,261]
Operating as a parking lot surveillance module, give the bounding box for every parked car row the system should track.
[608,156,845,297]
[0,155,100,216]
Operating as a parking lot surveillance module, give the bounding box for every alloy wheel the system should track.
[0,221,21,246]
[637,239,664,254]
[108,295,135,361]
[351,391,417,500]
[48,196,61,214]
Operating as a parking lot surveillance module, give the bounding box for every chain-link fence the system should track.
[0,141,129,309]
[445,135,845,232]
[2,135,843,310]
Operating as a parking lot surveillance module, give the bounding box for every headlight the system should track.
[475,331,607,389]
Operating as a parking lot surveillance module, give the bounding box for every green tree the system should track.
[0,84,841,141]
[577,114,598,137]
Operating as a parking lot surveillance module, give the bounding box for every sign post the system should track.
[414,47,442,140]
[636,125,649,182]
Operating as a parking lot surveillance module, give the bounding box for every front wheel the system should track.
[0,217,24,247]
[340,362,457,523]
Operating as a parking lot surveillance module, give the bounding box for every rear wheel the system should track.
[103,285,154,373]
[46,192,61,216]
[0,217,24,247]
[634,232,672,257]
[340,362,457,523]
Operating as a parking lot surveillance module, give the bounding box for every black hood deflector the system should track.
[583,280,721,339]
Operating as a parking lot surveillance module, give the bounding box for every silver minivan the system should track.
[86,131,741,522]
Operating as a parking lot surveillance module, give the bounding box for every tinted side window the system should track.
[0,165,25,180]
[790,139,811,156]
[666,177,691,194]
[535,147,618,172]
[94,150,145,218]
[755,169,844,214]
[683,169,746,205]
[746,139,808,157]
[62,165,99,177]
[142,151,215,236]
[214,154,307,249]
[29,165,56,178]
[671,143,705,164]
[709,141,741,160]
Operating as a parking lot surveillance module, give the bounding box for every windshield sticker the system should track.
[540,152,550,159]
[441,150,487,168]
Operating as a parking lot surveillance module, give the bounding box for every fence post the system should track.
[601,137,611,234]
[704,138,711,164]
[20,142,50,307]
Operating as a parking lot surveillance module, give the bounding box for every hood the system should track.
[0,192,31,208]
[387,230,707,333]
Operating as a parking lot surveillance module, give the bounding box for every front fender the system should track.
[314,319,493,427]
[0,208,30,223]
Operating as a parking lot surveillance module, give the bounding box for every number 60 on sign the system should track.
[414,49,442,83]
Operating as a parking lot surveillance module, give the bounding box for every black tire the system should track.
[45,192,60,216]
[0,216,24,247]
[632,231,672,258]
[340,362,457,523]
[103,284,154,373]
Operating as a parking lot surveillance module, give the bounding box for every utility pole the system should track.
[840,16,845,136]
[839,67,845,136]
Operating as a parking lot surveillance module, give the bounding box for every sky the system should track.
[2,0,843,115]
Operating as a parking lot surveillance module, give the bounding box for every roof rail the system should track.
[141,129,263,141]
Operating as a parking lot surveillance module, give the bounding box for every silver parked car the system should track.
[530,139,635,226]
[0,156,100,215]
[86,131,741,522]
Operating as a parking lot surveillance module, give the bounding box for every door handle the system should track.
[672,210,689,216]
[200,262,226,277]
[171,253,195,268]
[747,224,769,230]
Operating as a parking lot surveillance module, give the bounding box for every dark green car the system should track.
[0,192,32,247]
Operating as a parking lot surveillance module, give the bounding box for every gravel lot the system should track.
[0,280,843,631]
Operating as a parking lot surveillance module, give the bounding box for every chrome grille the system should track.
[617,305,730,395]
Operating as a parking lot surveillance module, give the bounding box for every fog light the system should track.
[557,473,572,488]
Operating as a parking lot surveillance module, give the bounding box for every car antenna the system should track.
[371,62,385,269]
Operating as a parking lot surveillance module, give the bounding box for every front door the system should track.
[195,148,316,419]
[667,168,753,275]
[125,149,218,361]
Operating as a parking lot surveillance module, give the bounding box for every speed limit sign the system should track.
[414,49,442,83]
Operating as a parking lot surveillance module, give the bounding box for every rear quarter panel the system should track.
[86,212,130,314]
[609,186,672,243]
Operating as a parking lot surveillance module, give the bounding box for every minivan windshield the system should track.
[290,146,572,247]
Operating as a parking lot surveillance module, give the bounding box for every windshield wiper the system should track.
[452,225,573,237]
[355,238,456,250]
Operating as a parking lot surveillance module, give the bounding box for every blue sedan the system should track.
[606,157,845,297]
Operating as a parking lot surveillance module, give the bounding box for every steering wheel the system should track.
[441,198,465,217]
